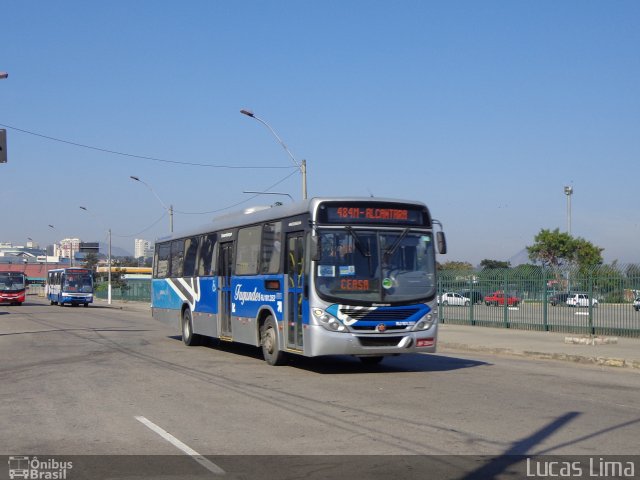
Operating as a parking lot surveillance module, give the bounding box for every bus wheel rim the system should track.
[184,318,190,338]
[264,328,275,354]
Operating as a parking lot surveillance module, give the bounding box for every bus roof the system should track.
[156,196,431,243]
[46,267,92,273]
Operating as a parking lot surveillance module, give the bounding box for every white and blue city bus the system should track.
[46,267,94,307]
[151,197,446,365]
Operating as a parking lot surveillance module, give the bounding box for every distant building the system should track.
[55,238,81,260]
[134,239,153,259]
[0,242,48,263]
[80,242,100,254]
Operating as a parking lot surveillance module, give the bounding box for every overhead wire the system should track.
[174,168,300,215]
[111,211,169,238]
[3,122,304,240]
[0,122,297,169]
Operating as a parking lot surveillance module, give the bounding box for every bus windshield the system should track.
[0,272,26,291]
[63,273,94,293]
[314,229,436,304]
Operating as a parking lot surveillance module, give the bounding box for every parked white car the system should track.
[439,292,471,306]
[566,293,598,308]
[633,297,640,312]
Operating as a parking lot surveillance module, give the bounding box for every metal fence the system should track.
[91,267,640,337]
[95,279,151,303]
[438,265,640,337]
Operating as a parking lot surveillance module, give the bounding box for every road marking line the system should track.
[135,416,225,475]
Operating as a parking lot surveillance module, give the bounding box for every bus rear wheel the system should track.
[260,316,286,366]
[182,308,201,346]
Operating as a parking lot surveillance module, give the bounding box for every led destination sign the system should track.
[318,202,429,226]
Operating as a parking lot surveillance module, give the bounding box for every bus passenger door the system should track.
[218,242,234,339]
[286,232,306,351]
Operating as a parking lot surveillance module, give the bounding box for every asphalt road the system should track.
[1,299,639,478]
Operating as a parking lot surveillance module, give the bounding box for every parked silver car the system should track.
[438,292,471,306]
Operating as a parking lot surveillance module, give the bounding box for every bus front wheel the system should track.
[260,316,286,366]
[182,308,201,346]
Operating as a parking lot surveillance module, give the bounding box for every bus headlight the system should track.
[413,313,435,331]
[312,308,347,332]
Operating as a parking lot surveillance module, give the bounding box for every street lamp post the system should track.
[564,186,573,235]
[47,224,66,264]
[240,109,307,200]
[28,237,47,296]
[563,186,574,292]
[47,225,59,298]
[80,206,112,305]
[130,176,174,232]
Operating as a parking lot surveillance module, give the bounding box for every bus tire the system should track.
[84,303,89,307]
[260,316,286,366]
[182,308,201,346]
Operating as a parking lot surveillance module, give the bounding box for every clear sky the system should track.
[1,1,638,265]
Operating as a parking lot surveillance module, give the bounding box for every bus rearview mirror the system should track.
[437,231,447,255]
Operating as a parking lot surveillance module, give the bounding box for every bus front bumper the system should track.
[60,294,93,305]
[0,292,26,304]
[304,323,438,357]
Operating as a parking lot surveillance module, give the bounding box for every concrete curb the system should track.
[439,342,640,370]
[94,300,151,312]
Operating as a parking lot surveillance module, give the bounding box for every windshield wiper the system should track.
[344,226,370,258]
[384,228,410,262]
[344,226,374,272]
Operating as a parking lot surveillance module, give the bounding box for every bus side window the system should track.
[171,240,185,278]
[197,234,217,276]
[156,243,171,279]
[236,225,261,275]
[261,222,282,274]
[183,237,199,277]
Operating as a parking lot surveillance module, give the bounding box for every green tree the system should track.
[625,264,640,291]
[118,256,139,267]
[526,228,603,270]
[526,228,575,268]
[83,252,99,272]
[573,237,604,270]
[438,261,473,271]
[480,259,511,269]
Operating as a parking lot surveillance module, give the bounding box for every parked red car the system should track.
[484,291,520,307]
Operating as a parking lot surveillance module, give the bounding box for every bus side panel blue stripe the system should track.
[152,279,183,310]
[231,275,284,322]
[195,277,218,314]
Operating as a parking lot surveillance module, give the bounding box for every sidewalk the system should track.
[94,298,151,313]
[439,323,640,370]
[95,298,640,370]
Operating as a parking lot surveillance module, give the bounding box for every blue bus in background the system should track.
[151,197,447,365]
[47,267,94,307]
